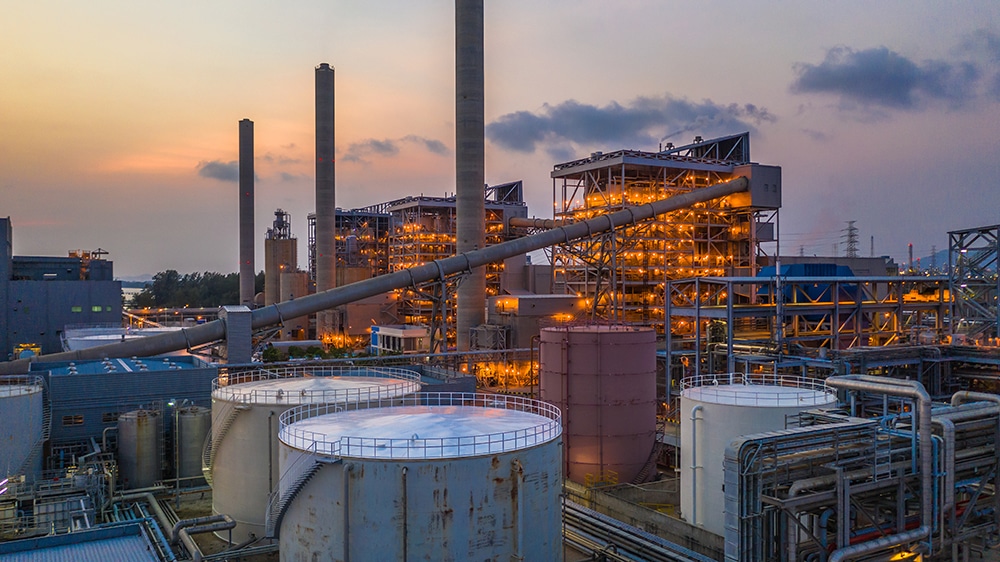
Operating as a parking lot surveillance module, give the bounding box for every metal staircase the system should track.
[14,384,51,478]
[265,458,334,538]
[631,419,666,485]
[201,402,248,486]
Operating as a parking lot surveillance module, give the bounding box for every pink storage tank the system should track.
[539,325,657,484]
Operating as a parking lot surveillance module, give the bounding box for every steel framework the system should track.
[664,275,950,376]
[949,224,1000,341]
[551,133,777,332]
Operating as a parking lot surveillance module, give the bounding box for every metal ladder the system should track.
[871,433,892,481]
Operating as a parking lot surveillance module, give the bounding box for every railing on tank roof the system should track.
[211,366,421,404]
[0,375,44,397]
[680,373,835,407]
[278,392,562,460]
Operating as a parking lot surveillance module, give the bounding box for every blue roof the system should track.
[38,355,204,376]
[0,523,161,562]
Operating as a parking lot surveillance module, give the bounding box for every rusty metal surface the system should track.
[539,325,657,484]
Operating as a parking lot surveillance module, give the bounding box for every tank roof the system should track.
[681,373,836,407]
[213,372,420,406]
[280,393,561,459]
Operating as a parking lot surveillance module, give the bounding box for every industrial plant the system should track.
[4,3,1000,562]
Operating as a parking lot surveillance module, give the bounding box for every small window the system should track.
[71,306,83,313]
[102,412,120,423]
[62,415,84,426]
[105,306,112,312]
[92,305,103,313]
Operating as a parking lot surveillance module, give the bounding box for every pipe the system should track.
[689,405,704,528]
[0,176,749,373]
[117,492,172,540]
[178,516,236,562]
[933,417,955,548]
[343,463,353,562]
[827,526,929,562]
[401,465,408,561]
[171,514,231,545]
[950,390,1000,536]
[512,459,524,562]
[825,375,933,557]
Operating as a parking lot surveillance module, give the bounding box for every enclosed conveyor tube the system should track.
[508,217,568,230]
[0,177,748,374]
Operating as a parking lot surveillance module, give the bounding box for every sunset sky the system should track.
[2,1,999,278]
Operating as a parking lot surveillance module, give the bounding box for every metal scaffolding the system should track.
[551,133,778,332]
[949,224,1000,341]
[664,274,950,376]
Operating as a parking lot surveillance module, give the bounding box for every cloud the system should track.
[960,29,1000,101]
[260,152,301,165]
[342,135,451,164]
[801,129,831,142]
[196,160,239,182]
[791,46,982,110]
[279,172,309,183]
[485,95,775,154]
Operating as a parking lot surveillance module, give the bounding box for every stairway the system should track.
[265,459,332,538]
[14,389,51,478]
[631,420,666,485]
[201,402,248,486]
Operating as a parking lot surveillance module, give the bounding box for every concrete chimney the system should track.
[455,0,485,351]
[315,63,336,338]
[238,119,255,307]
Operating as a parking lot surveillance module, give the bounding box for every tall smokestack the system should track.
[239,118,255,307]
[315,63,336,339]
[455,0,485,351]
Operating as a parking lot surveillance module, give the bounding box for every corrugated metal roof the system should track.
[0,523,162,562]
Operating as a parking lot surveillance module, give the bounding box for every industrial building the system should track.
[0,218,122,359]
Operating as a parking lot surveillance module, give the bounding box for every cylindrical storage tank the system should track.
[176,405,210,486]
[210,366,422,542]
[264,237,297,307]
[679,373,837,537]
[276,393,563,561]
[118,409,163,490]
[278,270,311,339]
[0,376,44,480]
[538,325,657,484]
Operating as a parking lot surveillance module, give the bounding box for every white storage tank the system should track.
[118,409,164,489]
[274,393,563,562]
[176,405,210,486]
[0,376,44,480]
[208,366,422,542]
[680,373,837,537]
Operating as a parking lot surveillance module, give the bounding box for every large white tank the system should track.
[679,373,837,537]
[0,376,44,480]
[118,409,164,489]
[275,393,563,561]
[208,366,422,542]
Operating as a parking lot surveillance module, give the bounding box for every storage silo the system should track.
[274,393,563,561]
[176,405,210,486]
[0,376,44,479]
[208,366,422,542]
[680,373,837,537]
[538,325,657,484]
[118,409,163,490]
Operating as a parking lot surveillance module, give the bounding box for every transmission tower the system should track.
[841,221,859,258]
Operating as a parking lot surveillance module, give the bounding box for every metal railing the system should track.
[211,366,422,405]
[680,372,836,407]
[0,375,43,397]
[278,393,562,460]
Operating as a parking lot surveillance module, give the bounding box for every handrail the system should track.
[211,366,422,405]
[278,393,562,460]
